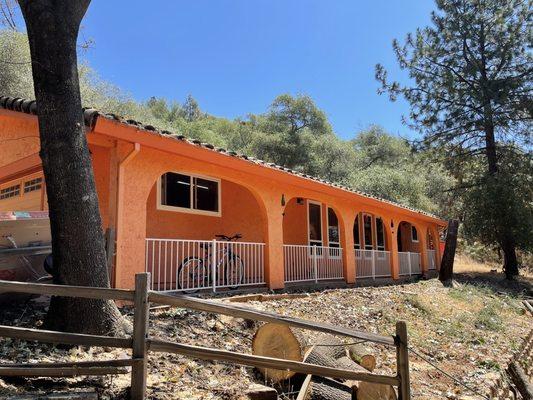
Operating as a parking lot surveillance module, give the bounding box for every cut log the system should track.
[252,323,305,382]
[304,347,396,400]
[354,381,397,400]
[306,376,352,400]
[347,344,376,372]
[313,334,347,360]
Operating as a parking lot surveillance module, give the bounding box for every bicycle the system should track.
[177,234,244,293]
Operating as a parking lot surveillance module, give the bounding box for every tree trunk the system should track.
[439,219,459,287]
[501,236,519,278]
[18,0,124,335]
[483,112,519,279]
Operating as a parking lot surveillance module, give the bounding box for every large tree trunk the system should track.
[483,113,519,279]
[18,0,124,335]
[439,219,459,287]
[501,236,519,279]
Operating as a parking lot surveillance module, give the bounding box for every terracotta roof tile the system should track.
[0,95,443,221]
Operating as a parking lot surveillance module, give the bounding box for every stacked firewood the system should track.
[251,323,397,400]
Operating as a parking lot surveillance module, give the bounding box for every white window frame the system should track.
[362,213,374,250]
[353,214,361,250]
[327,207,341,259]
[156,172,222,217]
[411,225,419,242]
[375,217,386,251]
[307,200,324,257]
[375,217,387,259]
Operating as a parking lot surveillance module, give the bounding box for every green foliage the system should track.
[475,304,503,331]
[0,30,33,99]
[0,29,454,216]
[376,0,533,271]
[462,149,533,253]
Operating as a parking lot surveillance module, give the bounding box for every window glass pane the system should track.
[308,203,322,242]
[194,177,218,212]
[411,226,418,241]
[327,208,339,244]
[24,177,42,193]
[0,184,20,200]
[364,214,373,249]
[376,218,385,248]
[162,172,191,208]
[353,215,360,248]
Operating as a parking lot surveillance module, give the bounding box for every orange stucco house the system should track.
[0,96,445,292]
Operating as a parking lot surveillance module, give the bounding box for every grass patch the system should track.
[404,295,432,316]
[475,304,503,331]
[448,287,470,301]
[476,359,501,371]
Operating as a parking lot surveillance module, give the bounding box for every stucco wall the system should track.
[91,145,111,230]
[399,221,420,252]
[0,111,40,168]
[146,178,265,243]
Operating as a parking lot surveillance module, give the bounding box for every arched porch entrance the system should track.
[145,171,267,292]
[397,221,422,276]
[353,212,392,279]
[282,197,344,283]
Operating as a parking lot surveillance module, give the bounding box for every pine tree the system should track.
[376,0,532,278]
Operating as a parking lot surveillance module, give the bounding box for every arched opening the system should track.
[397,221,422,276]
[282,197,343,283]
[145,171,267,292]
[354,212,391,279]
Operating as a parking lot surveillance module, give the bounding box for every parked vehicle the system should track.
[0,211,52,301]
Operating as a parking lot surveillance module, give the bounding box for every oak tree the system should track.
[18,0,125,334]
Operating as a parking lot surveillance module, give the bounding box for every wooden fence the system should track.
[0,273,411,399]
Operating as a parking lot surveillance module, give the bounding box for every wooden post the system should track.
[131,273,150,400]
[396,321,410,400]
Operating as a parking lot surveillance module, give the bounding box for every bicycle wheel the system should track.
[177,257,205,293]
[224,254,244,289]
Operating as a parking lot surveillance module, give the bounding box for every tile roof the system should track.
[0,95,443,222]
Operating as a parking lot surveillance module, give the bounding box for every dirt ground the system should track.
[0,256,531,399]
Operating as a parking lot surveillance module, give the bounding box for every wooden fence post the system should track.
[396,321,411,400]
[131,273,150,400]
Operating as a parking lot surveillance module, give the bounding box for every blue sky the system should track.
[78,1,435,139]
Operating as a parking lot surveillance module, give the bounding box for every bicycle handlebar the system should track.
[215,233,242,241]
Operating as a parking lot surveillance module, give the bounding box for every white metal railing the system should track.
[354,249,392,279]
[427,249,437,270]
[145,238,265,292]
[283,245,344,283]
[399,251,422,276]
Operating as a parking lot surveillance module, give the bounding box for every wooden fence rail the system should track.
[0,273,411,399]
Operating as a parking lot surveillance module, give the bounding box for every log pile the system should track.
[252,323,397,399]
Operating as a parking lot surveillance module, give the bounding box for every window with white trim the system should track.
[308,201,322,246]
[327,207,342,258]
[353,215,360,249]
[376,217,385,251]
[363,214,373,250]
[327,208,340,248]
[24,177,43,193]
[159,172,220,215]
[0,184,20,200]
[411,226,418,242]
